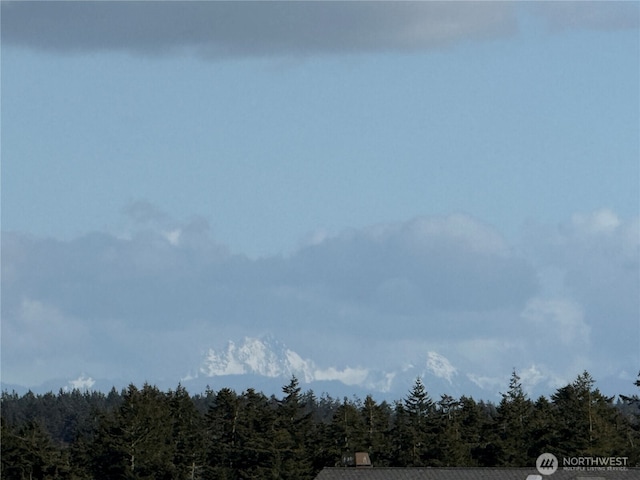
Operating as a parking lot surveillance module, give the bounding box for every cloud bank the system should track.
[0,2,515,56]
[2,204,637,397]
[2,2,637,59]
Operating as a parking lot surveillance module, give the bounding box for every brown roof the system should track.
[314,467,640,480]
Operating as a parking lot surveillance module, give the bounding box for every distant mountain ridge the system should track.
[194,335,473,399]
[1,335,476,400]
[3,335,635,402]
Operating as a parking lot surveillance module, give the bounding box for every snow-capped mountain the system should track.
[0,336,477,400]
[8,335,631,402]
[199,336,315,383]
[190,335,481,400]
[197,335,392,392]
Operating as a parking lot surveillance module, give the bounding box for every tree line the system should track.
[1,370,639,479]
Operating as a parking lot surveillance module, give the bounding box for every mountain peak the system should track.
[425,351,458,384]
[200,336,315,382]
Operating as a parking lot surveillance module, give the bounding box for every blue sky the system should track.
[2,2,639,398]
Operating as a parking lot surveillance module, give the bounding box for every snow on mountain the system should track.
[7,336,601,401]
[6,335,632,401]
[425,351,457,384]
[65,374,96,391]
[200,336,316,382]
[199,335,396,391]
[197,335,470,397]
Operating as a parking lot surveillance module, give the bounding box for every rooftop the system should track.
[314,467,640,480]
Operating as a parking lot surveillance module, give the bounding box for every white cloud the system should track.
[298,229,332,249]
[291,214,537,313]
[518,365,545,394]
[467,373,504,392]
[164,229,181,246]
[523,211,639,345]
[314,366,370,386]
[1,297,92,386]
[400,214,511,257]
[521,298,590,347]
[571,208,621,235]
[2,207,636,399]
[455,338,522,368]
[14,298,91,354]
[375,373,397,394]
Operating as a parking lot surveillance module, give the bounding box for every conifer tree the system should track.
[495,370,534,466]
[168,384,206,480]
[90,383,175,479]
[205,387,240,479]
[617,371,640,466]
[457,395,487,466]
[326,397,366,465]
[551,371,622,458]
[396,377,436,466]
[389,399,411,466]
[433,393,468,466]
[1,417,70,479]
[527,395,558,460]
[359,395,393,466]
[274,376,314,479]
[234,388,278,479]
[4,370,640,476]
[471,399,500,467]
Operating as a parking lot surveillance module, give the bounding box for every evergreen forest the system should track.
[2,370,639,480]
